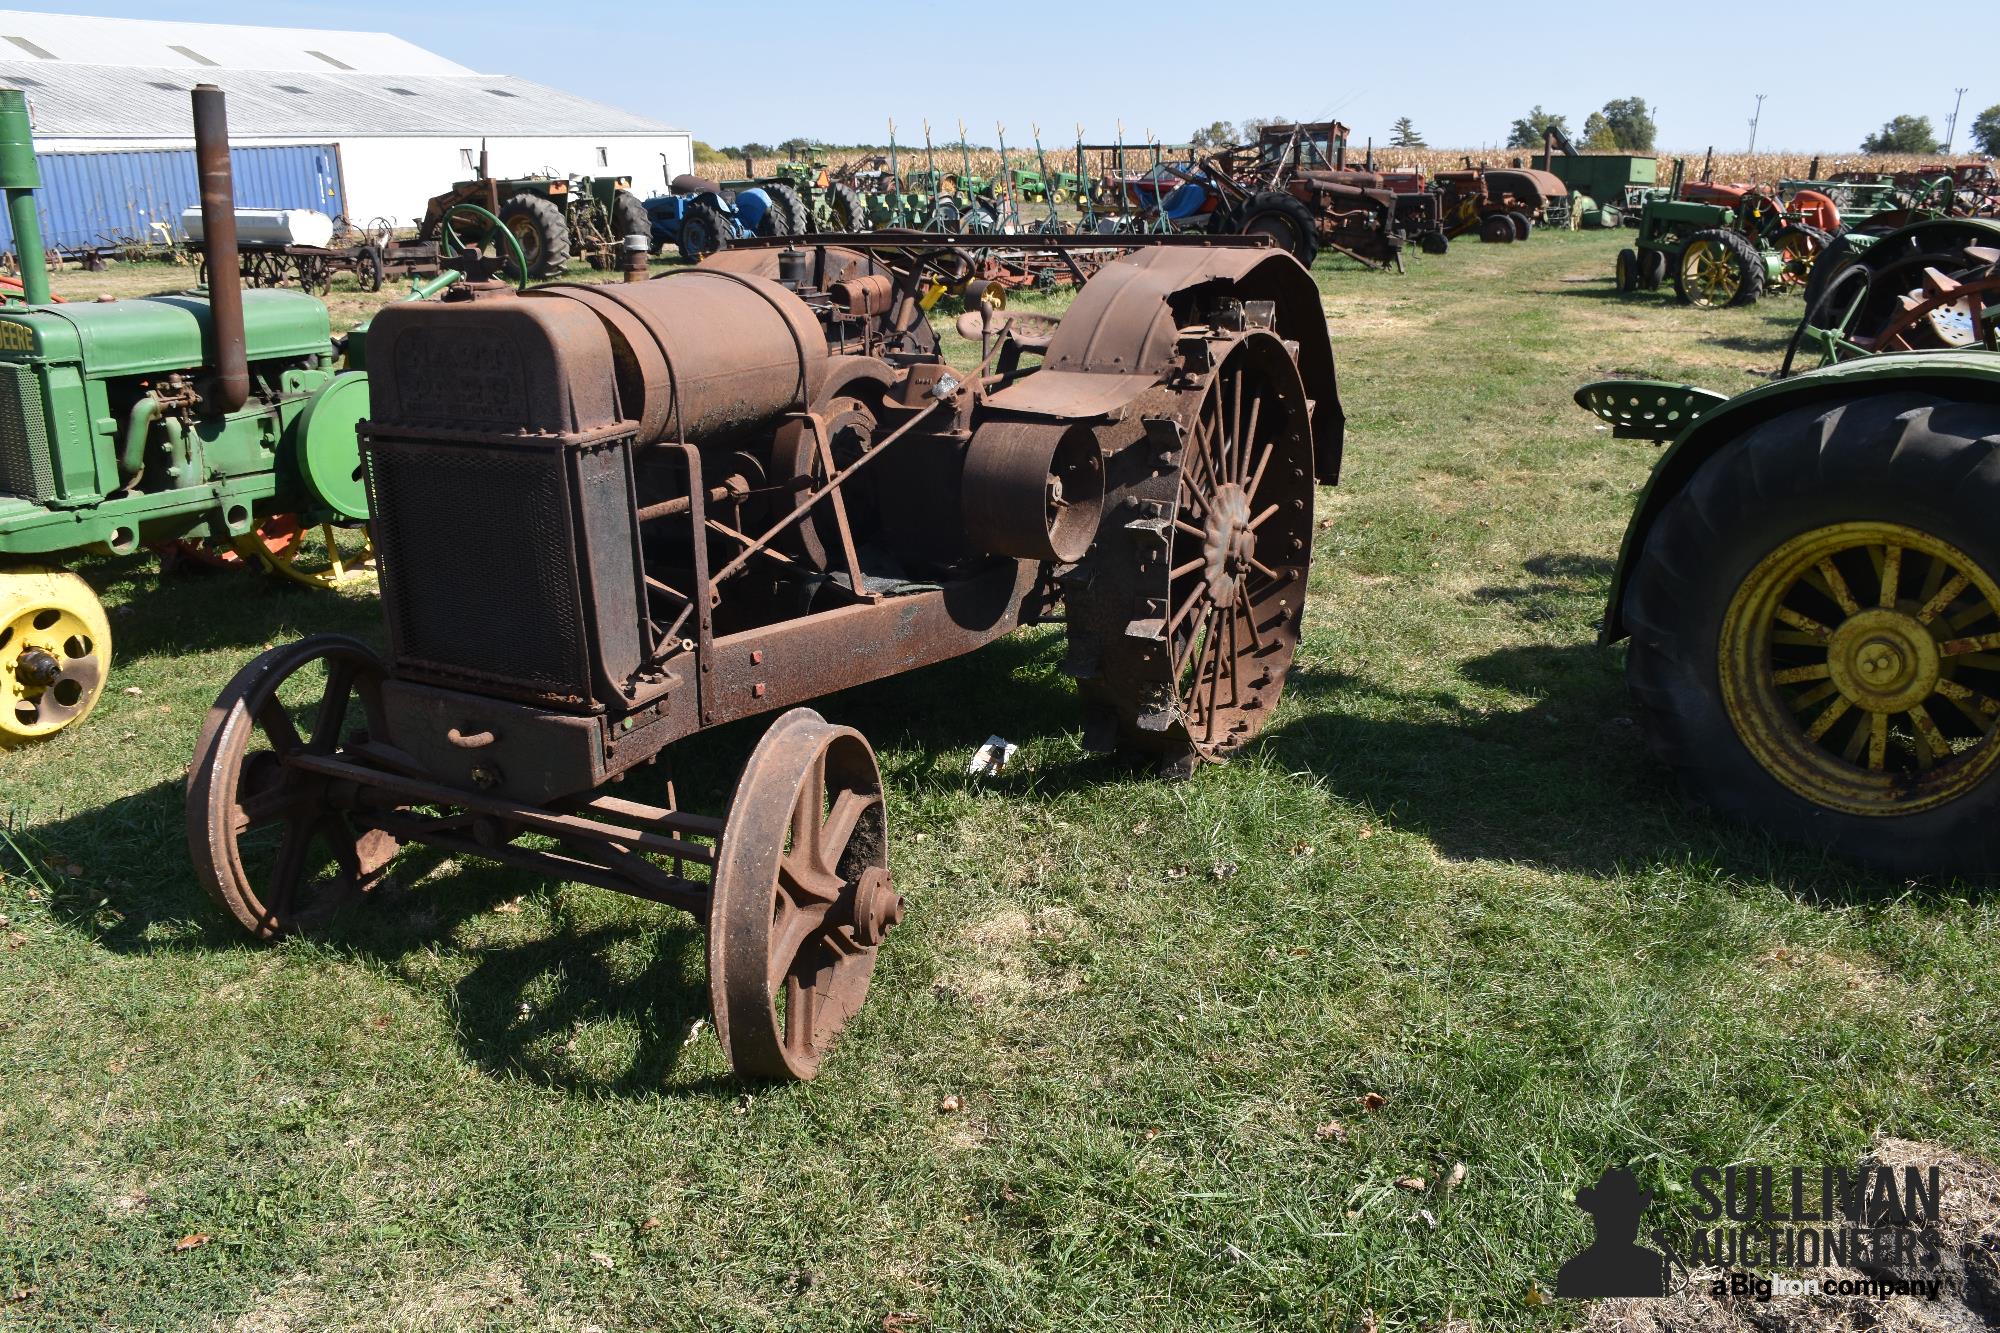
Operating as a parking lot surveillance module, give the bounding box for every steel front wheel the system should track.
[0,566,110,750]
[186,634,402,938]
[1622,394,2000,872]
[708,708,901,1081]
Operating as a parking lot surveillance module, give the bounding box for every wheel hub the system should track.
[1203,482,1256,606]
[852,864,904,947]
[13,646,59,690]
[1826,608,1940,714]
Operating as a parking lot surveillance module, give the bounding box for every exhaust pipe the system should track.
[191,84,247,414]
[0,89,48,305]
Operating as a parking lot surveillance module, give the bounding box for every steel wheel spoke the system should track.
[1805,695,1853,742]
[1936,678,2000,730]
[1774,606,1833,640]
[1814,558,1861,616]
[1878,544,1902,608]
[819,791,872,874]
[1868,711,1889,770]
[1917,573,1969,624]
[255,697,304,755]
[1942,631,2000,658]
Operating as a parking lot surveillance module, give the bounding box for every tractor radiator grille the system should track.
[0,362,55,501]
[365,436,594,703]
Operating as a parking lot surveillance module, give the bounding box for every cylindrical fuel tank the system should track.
[180,206,336,249]
[527,271,827,447]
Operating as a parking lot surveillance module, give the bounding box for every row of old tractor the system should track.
[634,121,1635,276]
[7,83,2000,1088]
[1613,154,2000,309]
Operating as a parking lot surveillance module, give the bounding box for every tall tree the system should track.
[1190,120,1237,151]
[1238,116,1291,143]
[1968,104,2000,156]
[1507,107,1569,150]
[1389,117,1426,148]
[1861,115,1942,154]
[1581,98,1657,152]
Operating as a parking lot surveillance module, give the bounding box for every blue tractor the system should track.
[643,174,791,262]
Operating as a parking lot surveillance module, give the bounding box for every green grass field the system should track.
[4,232,1995,1332]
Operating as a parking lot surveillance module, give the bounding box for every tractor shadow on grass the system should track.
[1263,552,1967,901]
[21,628,1093,1096]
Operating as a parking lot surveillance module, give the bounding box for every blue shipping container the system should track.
[0,143,344,253]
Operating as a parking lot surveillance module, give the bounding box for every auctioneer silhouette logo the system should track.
[1555,1167,1668,1298]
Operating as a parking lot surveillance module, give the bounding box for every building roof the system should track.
[0,10,470,74]
[0,11,680,138]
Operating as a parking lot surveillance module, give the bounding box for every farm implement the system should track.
[189,210,446,296]
[184,231,1340,1080]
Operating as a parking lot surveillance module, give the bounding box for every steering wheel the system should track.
[439,201,530,291]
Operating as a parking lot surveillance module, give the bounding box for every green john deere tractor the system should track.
[0,85,486,751]
[1615,161,1827,308]
[1576,320,2000,871]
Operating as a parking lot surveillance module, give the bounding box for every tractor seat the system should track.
[671,174,721,197]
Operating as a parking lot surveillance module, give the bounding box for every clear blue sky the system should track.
[20,0,1981,156]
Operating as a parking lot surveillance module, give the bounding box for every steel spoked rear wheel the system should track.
[186,634,401,939]
[1162,336,1313,759]
[235,518,376,590]
[1720,521,2000,817]
[709,708,901,1081]
[1074,331,1313,773]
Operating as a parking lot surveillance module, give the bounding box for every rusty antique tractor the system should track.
[186,235,1340,1080]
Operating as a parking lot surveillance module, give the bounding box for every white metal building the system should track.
[0,10,694,230]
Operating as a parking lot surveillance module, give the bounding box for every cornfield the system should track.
[709,146,1992,187]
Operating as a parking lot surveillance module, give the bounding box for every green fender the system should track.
[1583,350,2000,644]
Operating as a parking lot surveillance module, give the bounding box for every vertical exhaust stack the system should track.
[191,84,247,414]
[0,88,49,305]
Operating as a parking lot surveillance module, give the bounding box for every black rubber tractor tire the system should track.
[764,183,806,236]
[824,182,866,233]
[1419,231,1449,256]
[612,190,651,247]
[1616,247,1639,293]
[1479,213,1515,244]
[1801,233,1862,320]
[1639,247,1668,290]
[1622,393,2000,874]
[677,200,731,263]
[1240,190,1321,265]
[498,192,570,278]
[1508,210,1532,240]
[1673,227,1765,308]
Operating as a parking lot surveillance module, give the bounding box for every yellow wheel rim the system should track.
[1681,239,1741,307]
[0,567,111,749]
[1720,521,2000,816]
[235,522,376,590]
[1778,233,1821,288]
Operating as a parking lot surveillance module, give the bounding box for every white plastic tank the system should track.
[180,207,336,249]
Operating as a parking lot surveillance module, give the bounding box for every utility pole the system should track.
[1944,87,1968,153]
[1747,93,1766,155]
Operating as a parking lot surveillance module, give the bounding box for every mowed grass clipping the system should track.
[3,234,1997,1333]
